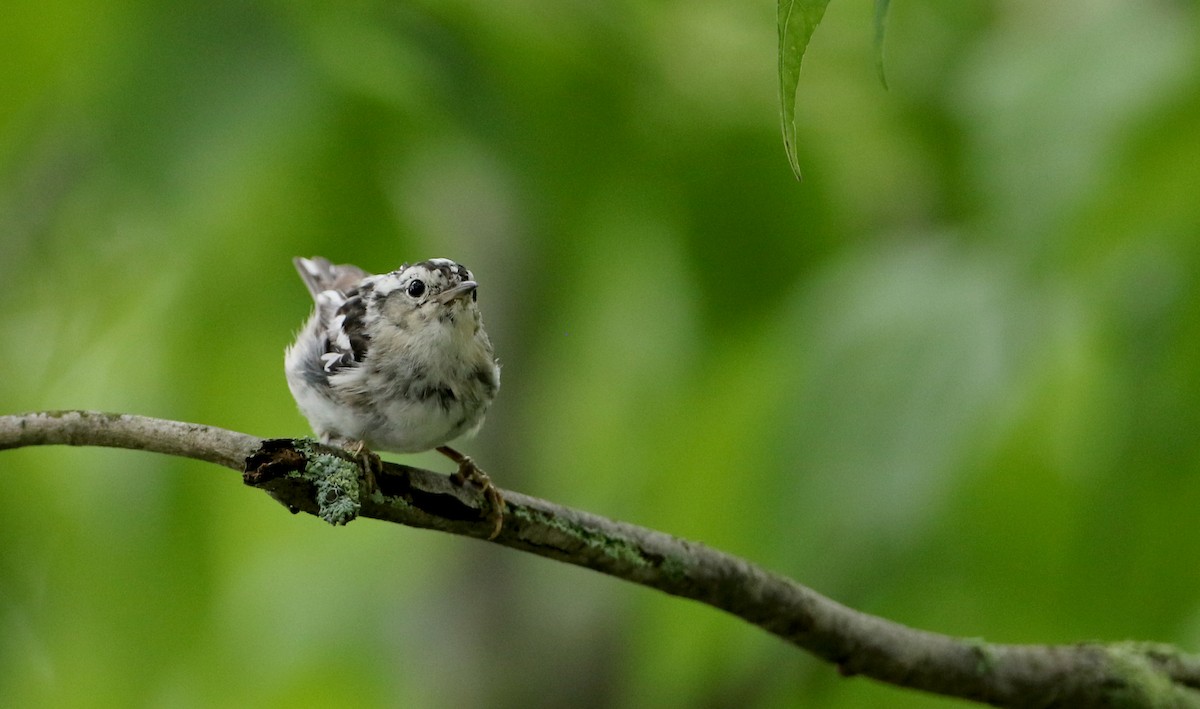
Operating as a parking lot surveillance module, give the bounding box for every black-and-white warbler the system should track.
[285,256,503,536]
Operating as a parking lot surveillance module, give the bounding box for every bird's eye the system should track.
[406,280,426,298]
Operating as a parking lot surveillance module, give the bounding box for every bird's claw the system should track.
[348,440,383,496]
[438,446,504,539]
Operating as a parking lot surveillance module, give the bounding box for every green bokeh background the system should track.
[3,1,1199,706]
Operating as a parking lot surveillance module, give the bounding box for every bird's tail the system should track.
[293,256,371,299]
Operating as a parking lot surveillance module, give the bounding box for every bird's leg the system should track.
[345,439,382,496]
[437,446,504,539]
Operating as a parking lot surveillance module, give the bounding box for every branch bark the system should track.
[2,410,1198,708]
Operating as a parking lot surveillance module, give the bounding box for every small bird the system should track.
[285,256,503,536]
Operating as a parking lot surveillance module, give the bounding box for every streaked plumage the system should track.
[285,256,500,455]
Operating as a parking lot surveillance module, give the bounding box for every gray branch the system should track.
[2,410,1198,708]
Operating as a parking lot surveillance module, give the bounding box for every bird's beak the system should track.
[436,281,478,304]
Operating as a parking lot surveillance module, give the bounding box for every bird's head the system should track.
[372,258,483,340]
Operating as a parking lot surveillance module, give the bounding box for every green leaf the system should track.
[874,0,891,89]
[777,0,831,181]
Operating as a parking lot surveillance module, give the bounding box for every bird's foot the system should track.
[437,446,504,539]
[347,440,383,496]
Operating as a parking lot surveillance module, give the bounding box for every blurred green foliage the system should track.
[2,0,1199,707]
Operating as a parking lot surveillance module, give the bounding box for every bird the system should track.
[284,256,503,537]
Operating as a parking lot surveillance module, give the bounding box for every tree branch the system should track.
[2,410,1198,708]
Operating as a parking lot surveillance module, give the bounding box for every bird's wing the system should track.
[292,257,375,374]
[315,287,372,374]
